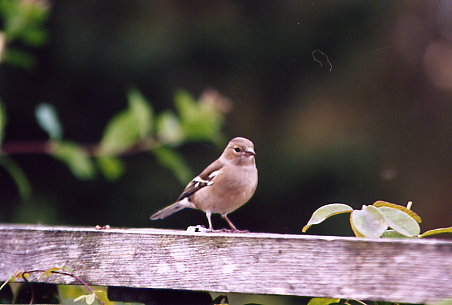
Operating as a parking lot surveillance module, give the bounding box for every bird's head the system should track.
[222,137,256,165]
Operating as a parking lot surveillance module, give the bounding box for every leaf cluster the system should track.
[303,200,452,239]
[0,0,49,68]
[0,87,228,198]
[0,265,108,305]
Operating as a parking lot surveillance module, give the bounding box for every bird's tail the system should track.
[150,200,190,220]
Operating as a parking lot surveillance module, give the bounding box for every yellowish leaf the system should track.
[302,203,353,233]
[308,297,341,305]
[373,200,422,223]
[419,227,452,238]
[38,266,62,279]
[378,206,420,237]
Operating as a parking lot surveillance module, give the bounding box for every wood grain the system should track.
[0,224,451,303]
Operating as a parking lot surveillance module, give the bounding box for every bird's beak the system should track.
[244,148,256,156]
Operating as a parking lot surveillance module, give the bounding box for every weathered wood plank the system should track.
[0,224,451,303]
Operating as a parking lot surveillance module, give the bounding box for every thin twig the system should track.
[21,270,104,305]
[1,137,158,158]
[352,299,369,305]
[21,272,34,305]
[1,141,52,155]
[406,201,413,210]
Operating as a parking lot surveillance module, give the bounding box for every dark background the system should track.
[1,0,451,235]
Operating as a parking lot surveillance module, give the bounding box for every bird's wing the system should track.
[177,159,224,201]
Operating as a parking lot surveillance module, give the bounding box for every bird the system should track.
[150,137,258,232]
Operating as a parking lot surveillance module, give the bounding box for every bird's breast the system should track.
[193,165,257,214]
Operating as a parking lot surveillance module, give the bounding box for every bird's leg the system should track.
[204,213,249,233]
[205,211,214,231]
[222,214,249,233]
[206,211,231,233]
[223,214,238,231]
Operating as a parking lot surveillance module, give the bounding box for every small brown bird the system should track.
[150,137,258,231]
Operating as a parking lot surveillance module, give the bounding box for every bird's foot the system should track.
[207,228,250,233]
[229,229,250,233]
[187,225,249,233]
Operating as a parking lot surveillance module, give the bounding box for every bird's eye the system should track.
[234,147,241,152]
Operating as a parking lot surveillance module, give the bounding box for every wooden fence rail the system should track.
[0,224,451,303]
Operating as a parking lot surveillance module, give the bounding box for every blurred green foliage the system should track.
[0,101,5,144]
[174,90,225,144]
[95,156,124,181]
[98,88,154,156]
[0,1,227,198]
[0,155,30,198]
[52,141,95,180]
[35,103,62,140]
[0,87,227,195]
[0,0,49,68]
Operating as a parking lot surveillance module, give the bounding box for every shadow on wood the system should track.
[108,286,212,305]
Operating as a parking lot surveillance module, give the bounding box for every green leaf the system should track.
[0,0,49,43]
[127,87,153,138]
[152,146,192,184]
[0,277,12,292]
[2,47,35,69]
[0,156,31,199]
[377,206,420,237]
[18,27,47,46]
[38,267,60,280]
[58,285,89,305]
[381,229,413,239]
[99,89,153,155]
[0,101,6,145]
[35,103,62,140]
[73,294,86,303]
[85,293,96,305]
[74,293,96,305]
[99,110,136,155]
[174,89,223,143]
[52,141,95,180]
[419,227,452,238]
[350,205,388,238]
[302,203,353,233]
[174,89,198,123]
[95,156,124,181]
[156,111,183,144]
[373,200,422,223]
[307,298,341,305]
